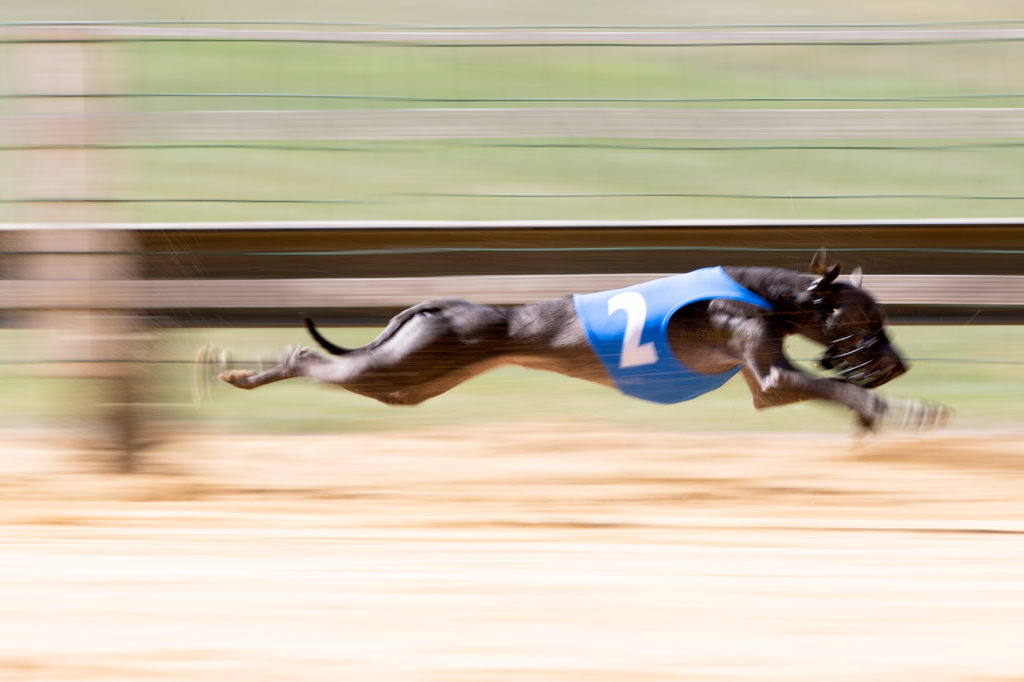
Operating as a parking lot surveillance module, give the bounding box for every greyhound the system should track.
[217,248,948,430]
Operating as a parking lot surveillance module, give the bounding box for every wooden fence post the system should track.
[10,34,144,471]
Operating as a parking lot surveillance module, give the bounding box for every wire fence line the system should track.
[6,24,1024,46]
[6,193,1024,205]
[4,357,1021,366]
[4,141,1024,153]
[1,217,1021,231]
[8,93,1024,103]
[6,245,1024,257]
[7,20,1024,28]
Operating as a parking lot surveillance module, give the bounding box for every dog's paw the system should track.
[218,369,257,389]
[882,398,953,431]
[854,393,889,431]
[193,344,232,406]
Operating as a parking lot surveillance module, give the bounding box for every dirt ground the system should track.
[2,426,1024,681]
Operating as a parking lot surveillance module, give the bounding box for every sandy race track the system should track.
[2,426,1024,681]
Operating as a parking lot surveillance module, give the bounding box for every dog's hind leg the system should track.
[219,344,327,390]
[220,299,514,405]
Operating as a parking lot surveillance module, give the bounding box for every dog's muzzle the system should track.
[818,329,907,388]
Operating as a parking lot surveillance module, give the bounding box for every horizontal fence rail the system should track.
[2,220,1022,325]
[1,274,1022,309]
[4,108,1024,144]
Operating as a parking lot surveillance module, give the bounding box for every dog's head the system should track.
[806,248,907,389]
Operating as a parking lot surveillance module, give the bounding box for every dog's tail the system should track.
[303,316,350,355]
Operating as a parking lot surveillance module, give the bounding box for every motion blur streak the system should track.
[2,3,1023,680]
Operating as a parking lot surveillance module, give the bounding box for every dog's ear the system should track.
[849,266,863,289]
[810,247,842,277]
[808,247,842,291]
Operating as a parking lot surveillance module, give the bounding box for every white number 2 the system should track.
[607,291,659,368]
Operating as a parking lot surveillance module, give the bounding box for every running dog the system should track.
[217,248,948,429]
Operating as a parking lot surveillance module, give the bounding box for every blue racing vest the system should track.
[572,267,772,404]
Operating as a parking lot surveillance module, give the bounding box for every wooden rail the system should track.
[2,219,1022,324]
[1,274,1022,309]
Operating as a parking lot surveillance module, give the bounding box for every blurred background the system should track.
[2,3,1024,681]
[1,0,1022,466]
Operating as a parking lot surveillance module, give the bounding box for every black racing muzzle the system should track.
[818,329,907,388]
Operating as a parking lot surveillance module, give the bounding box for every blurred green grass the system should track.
[108,139,1024,223]
[1,325,1019,434]
[5,16,1024,222]
[122,41,1023,108]
[109,35,1024,222]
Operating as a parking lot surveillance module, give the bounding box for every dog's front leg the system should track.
[740,351,888,429]
[742,363,952,430]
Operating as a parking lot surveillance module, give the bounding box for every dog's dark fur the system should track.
[219,249,947,429]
